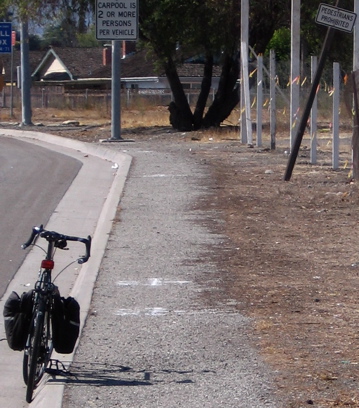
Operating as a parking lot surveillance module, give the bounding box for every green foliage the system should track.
[77,24,102,47]
[249,0,290,54]
[29,34,42,50]
[267,27,291,61]
[139,0,241,68]
[41,22,78,47]
[3,0,62,21]
[139,0,193,60]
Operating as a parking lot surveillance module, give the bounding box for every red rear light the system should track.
[41,260,54,270]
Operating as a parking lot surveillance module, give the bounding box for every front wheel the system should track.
[23,308,53,403]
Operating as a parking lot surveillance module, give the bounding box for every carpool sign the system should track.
[96,0,138,40]
[316,3,357,33]
[0,22,12,54]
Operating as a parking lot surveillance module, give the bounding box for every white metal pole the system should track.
[270,49,276,150]
[240,0,249,143]
[241,41,253,145]
[290,0,301,150]
[111,40,122,140]
[10,33,14,117]
[310,56,318,164]
[332,62,340,169]
[20,20,32,125]
[256,55,263,147]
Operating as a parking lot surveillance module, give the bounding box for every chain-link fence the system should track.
[0,56,349,122]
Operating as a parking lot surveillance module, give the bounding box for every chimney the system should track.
[103,46,111,66]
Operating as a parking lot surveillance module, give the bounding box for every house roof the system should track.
[91,49,159,79]
[32,47,107,80]
[0,50,44,82]
[0,46,223,83]
[91,49,222,79]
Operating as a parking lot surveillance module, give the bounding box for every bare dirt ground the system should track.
[9,109,359,408]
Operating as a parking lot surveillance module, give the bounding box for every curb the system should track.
[0,129,132,407]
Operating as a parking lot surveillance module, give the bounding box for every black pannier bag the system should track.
[51,294,80,354]
[3,290,34,351]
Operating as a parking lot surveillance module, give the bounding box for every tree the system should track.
[77,24,101,47]
[140,0,243,130]
[41,16,80,47]
[249,0,290,54]
[267,27,291,61]
[140,0,292,131]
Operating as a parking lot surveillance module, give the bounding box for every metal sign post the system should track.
[284,2,356,181]
[96,0,138,140]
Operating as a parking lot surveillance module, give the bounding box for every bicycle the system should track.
[20,225,91,403]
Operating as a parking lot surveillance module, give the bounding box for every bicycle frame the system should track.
[21,225,91,403]
[23,246,56,402]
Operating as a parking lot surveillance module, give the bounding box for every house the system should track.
[0,45,222,93]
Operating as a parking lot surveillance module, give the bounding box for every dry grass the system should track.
[1,101,352,147]
[1,105,172,128]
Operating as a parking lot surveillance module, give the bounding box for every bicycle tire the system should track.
[22,315,34,386]
[23,307,53,403]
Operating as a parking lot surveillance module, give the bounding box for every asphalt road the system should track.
[0,137,82,298]
[0,130,131,408]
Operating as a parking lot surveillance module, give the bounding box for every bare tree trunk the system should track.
[202,54,240,128]
[78,0,88,34]
[193,55,213,130]
[165,57,193,131]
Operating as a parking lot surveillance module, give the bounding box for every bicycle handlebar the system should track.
[21,225,91,264]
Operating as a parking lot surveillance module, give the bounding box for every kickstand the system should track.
[45,359,77,379]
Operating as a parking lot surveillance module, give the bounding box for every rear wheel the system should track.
[23,308,53,403]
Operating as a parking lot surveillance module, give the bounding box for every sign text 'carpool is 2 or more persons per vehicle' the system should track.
[96,0,138,40]
[316,3,357,33]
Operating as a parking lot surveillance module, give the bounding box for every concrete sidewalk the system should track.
[61,139,281,407]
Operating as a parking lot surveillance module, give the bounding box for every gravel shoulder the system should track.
[61,135,281,407]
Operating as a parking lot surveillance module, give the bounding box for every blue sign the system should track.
[0,22,12,54]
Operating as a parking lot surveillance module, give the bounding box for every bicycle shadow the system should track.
[46,360,152,387]
[46,360,212,387]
